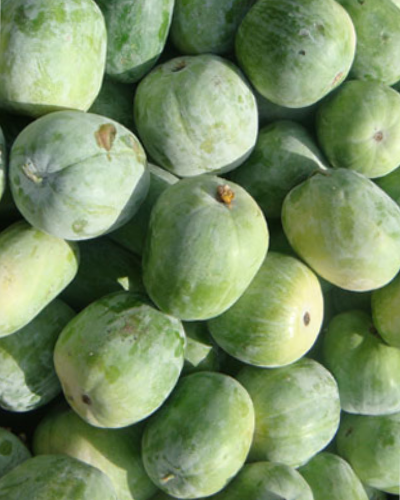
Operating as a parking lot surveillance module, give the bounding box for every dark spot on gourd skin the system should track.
[303,312,311,326]
[95,124,117,152]
[374,131,383,142]
[299,49,306,56]
[171,60,187,73]
[82,394,92,405]
[345,427,353,437]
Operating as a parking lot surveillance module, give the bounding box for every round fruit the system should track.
[208,252,323,367]
[142,372,254,499]
[235,0,356,107]
[237,358,341,467]
[0,221,78,337]
[316,81,400,178]
[54,292,186,428]
[0,0,106,117]
[134,55,258,177]
[10,111,149,240]
[143,175,269,321]
[282,169,400,291]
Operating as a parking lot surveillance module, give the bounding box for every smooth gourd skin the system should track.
[337,412,400,494]
[110,164,178,256]
[171,0,254,55]
[235,0,356,107]
[209,462,314,500]
[142,372,255,499]
[134,55,258,177]
[299,452,369,500]
[316,81,400,178]
[54,292,186,428]
[33,407,157,500]
[282,169,400,291]
[372,273,400,348]
[0,455,118,500]
[10,111,149,241]
[337,0,400,85]
[0,299,75,412]
[61,237,145,311]
[0,428,31,479]
[237,358,341,467]
[0,221,79,337]
[208,252,324,368]
[229,120,328,218]
[143,175,269,321]
[0,0,107,117]
[323,310,400,415]
[97,0,175,83]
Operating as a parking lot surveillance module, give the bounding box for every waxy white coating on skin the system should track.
[134,55,258,177]
[0,0,107,116]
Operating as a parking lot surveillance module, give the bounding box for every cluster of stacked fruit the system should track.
[0,0,399,499]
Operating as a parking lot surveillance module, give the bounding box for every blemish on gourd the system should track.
[82,394,92,405]
[332,72,344,86]
[161,473,176,484]
[303,312,311,326]
[172,60,187,73]
[374,131,383,142]
[95,124,117,152]
[22,160,42,184]
[217,185,235,208]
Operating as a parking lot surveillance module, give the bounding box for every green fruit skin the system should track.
[337,412,400,494]
[142,372,255,499]
[299,452,369,500]
[0,428,31,479]
[372,272,400,348]
[0,299,75,412]
[0,127,6,202]
[134,55,258,177]
[0,221,79,337]
[89,78,135,131]
[97,0,175,83]
[323,310,400,415]
[375,165,400,206]
[182,321,220,375]
[54,292,186,428]
[0,0,107,117]
[209,461,313,500]
[110,164,178,256]
[171,0,254,55]
[33,407,157,500]
[230,120,328,218]
[282,169,400,291]
[143,175,269,321]
[337,0,400,85]
[208,252,324,367]
[61,237,145,311]
[317,81,400,178]
[237,358,341,467]
[235,0,356,108]
[10,111,150,241]
[0,455,118,500]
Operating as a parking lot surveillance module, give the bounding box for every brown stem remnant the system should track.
[303,312,311,326]
[22,161,42,184]
[161,473,176,484]
[217,184,235,208]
